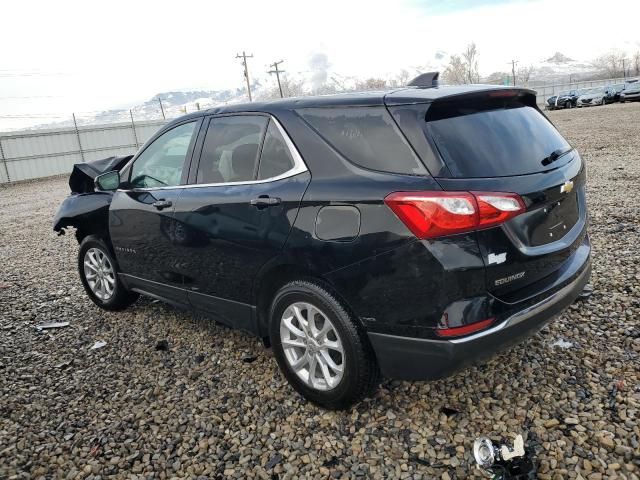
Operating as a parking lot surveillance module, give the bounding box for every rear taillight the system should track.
[436,317,495,338]
[384,191,525,239]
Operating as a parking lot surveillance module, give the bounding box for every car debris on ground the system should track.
[35,321,69,331]
[89,340,107,350]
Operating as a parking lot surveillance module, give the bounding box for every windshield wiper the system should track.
[541,147,574,166]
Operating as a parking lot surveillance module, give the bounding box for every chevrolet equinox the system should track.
[54,73,591,409]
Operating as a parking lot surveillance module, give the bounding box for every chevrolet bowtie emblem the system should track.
[560,180,574,194]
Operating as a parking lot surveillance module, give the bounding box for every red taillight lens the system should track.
[436,317,495,338]
[384,191,525,239]
[474,192,526,229]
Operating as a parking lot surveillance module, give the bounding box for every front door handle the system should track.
[250,196,281,208]
[152,200,173,210]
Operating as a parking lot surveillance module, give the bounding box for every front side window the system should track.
[196,116,268,184]
[130,122,197,188]
[257,120,296,180]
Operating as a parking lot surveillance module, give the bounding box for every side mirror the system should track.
[95,171,121,191]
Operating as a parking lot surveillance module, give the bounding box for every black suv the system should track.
[54,76,591,409]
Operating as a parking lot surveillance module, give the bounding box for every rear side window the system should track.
[196,116,268,184]
[257,120,295,180]
[297,106,427,175]
[426,101,571,178]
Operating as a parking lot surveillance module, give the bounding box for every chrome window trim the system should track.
[117,116,308,193]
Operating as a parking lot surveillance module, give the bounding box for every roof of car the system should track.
[163,84,536,128]
[212,84,534,110]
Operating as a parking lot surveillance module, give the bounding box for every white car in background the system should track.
[576,86,616,107]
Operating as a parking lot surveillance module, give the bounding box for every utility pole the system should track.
[509,60,519,86]
[622,58,627,79]
[157,97,166,120]
[236,51,254,101]
[268,60,285,98]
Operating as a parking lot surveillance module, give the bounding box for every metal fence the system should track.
[531,76,631,106]
[0,119,166,184]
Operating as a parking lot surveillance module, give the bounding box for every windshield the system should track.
[584,87,605,95]
[426,102,572,178]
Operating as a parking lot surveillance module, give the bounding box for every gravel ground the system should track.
[1,103,639,479]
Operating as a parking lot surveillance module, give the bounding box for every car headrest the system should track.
[231,144,258,181]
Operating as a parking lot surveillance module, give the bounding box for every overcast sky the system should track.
[2,0,639,130]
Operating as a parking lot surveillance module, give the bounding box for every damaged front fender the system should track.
[53,192,113,238]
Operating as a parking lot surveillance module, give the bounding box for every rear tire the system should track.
[78,235,139,311]
[269,280,380,410]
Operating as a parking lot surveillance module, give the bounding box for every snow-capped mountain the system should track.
[531,52,598,82]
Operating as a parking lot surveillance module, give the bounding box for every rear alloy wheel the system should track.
[280,301,345,391]
[269,280,379,409]
[78,235,138,311]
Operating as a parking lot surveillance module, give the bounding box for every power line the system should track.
[236,51,254,102]
[268,60,285,98]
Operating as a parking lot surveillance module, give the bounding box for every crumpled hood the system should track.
[69,155,132,193]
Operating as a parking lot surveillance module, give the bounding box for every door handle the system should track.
[152,200,173,210]
[250,196,281,208]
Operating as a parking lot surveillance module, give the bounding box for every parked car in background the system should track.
[610,84,626,102]
[576,86,616,107]
[620,82,640,102]
[53,76,591,409]
[546,89,582,110]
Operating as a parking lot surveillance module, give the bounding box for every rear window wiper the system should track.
[541,147,574,166]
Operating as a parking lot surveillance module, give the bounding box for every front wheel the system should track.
[565,101,572,109]
[269,280,379,410]
[78,235,138,311]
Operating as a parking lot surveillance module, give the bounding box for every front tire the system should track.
[78,235,138,311]
[269,280,379,410]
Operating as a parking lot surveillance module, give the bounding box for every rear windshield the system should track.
[297,106,427,175]
[426,101,571,178]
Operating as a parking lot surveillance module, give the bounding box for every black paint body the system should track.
[54,85,591,380]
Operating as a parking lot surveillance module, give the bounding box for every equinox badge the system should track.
[560,180,574,194]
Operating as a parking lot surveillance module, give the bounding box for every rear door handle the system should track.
[250,196,281,208]
[152,200,173,210]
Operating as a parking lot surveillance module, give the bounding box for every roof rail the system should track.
[407,72,440,88]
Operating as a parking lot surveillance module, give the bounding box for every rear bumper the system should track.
[368,256,591,380]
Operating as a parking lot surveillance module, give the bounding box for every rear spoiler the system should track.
[429,88,538,107]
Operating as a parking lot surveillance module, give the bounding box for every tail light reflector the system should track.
[436,317,495,338]
[384,191,525,239]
